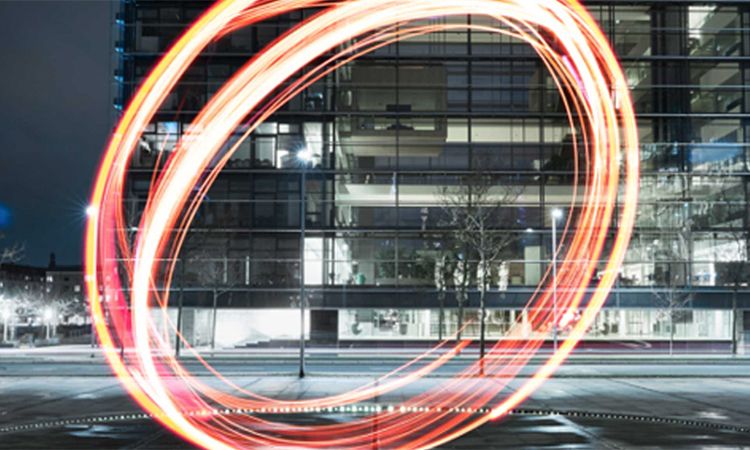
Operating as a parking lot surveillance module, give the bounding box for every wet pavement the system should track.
[1,358,750,449]
[2,413,749,449]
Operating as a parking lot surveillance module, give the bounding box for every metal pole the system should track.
[120,307,125,360]
[90,309,97,358]
[551,215,559,352]
[175,258,184,358]
[211,289,218,351]
[732,289,738,355]
[299,163,307,378]
[90,317,95,348]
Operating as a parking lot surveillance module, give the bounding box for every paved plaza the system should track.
[1,349,750,448]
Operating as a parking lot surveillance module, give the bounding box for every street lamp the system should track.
[1,299,12,343]
[551,209,563,352]
[85,205,97,218]
[43,307,54,340]
[297,148,314,378]
[297,148,314,164]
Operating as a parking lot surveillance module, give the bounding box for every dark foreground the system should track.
[1,353,750,449]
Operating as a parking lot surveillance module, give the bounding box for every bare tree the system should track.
[438,171,522,369]
[40,298,82,340]
[182,231,242,354]
[645,226,692,356]
[0,296,14,343]
[201,254,234,352]
[719,239,748,355]
[705,169,748,355]
[432,245,449,341]
[0,234,23,343]
[0,232,24,264]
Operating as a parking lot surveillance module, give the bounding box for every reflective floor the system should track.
[2,357,750,449]
[2,413,749,449]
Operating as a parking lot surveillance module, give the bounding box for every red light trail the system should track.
[85,0,639,448]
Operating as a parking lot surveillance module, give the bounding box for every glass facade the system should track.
[117,2,750,351]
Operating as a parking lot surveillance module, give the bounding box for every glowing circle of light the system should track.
[85,0,639,449]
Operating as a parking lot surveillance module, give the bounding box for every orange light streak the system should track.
[85,0,639,448]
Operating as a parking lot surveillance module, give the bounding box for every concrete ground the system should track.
[1,348,750,449]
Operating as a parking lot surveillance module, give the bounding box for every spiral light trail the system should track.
[85,0,639,448]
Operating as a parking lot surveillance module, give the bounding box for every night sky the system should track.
[0,0,114,267]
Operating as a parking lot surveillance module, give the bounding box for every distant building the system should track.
[46,253,85,305]
[0,254,85,303]
[0,254,87,340]
[0,263,46,298]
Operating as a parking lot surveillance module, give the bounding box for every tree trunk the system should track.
[438,290,445,341]
[479,289,486,374]
[456,258,467,342]
[457,297,464,342]
[211,288,218,351]
[669,303,674,356]
[479,257,487,376]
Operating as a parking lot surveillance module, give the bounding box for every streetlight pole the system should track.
[298,149,313,378]
[551,209,562,352]
[176,258,184,358]
[2,311,9,343]
[1,298,9,343]
[44,308,52,340]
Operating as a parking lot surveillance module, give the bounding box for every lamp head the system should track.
[297,148,313,163]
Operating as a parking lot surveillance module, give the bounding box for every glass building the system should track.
[116,1,750,352]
